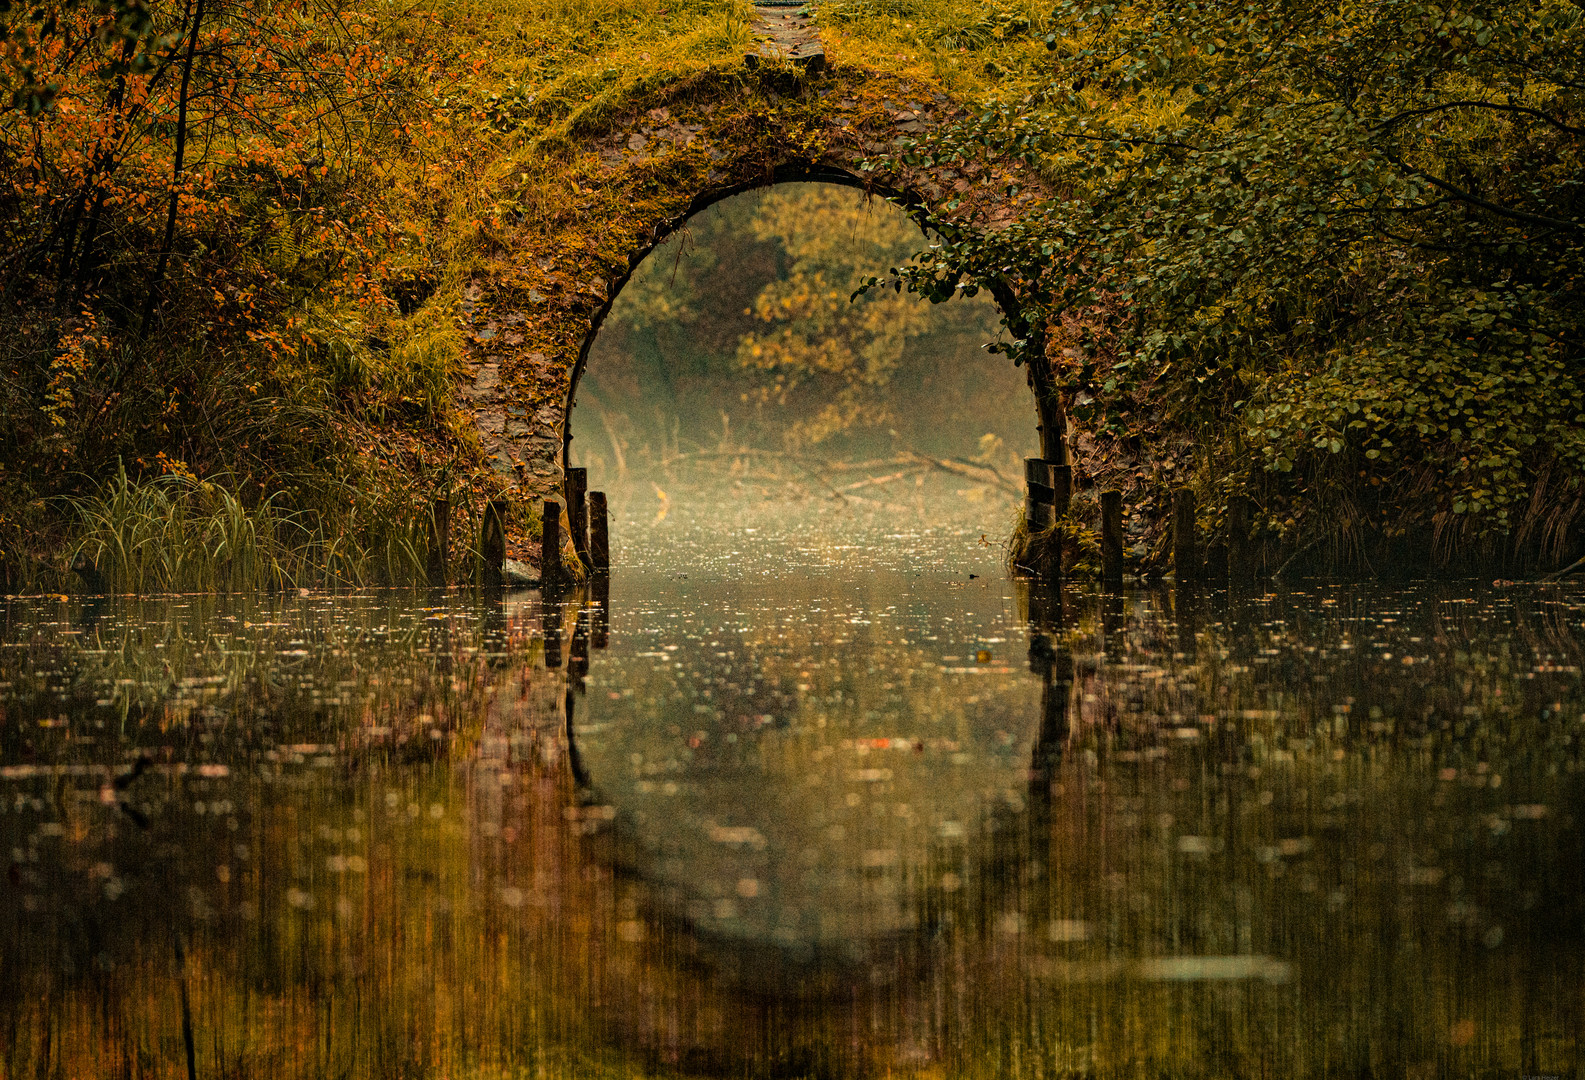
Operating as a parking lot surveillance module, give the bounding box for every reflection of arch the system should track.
[559,166,1029,472]
[521,569,1082,1079]
[551,568,1074,961]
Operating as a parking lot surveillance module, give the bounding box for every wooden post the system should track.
[566,467,589,568]
[481,499,506,591]
[1205,541,1229,581]
[1024,458,1055,531]
[1227,494,1254,583]
[589,491,610,572]
[1100,489,1124,586]
[1049,463,1072,520]
[1173,487,1199,581]
[427,498,449,587]
[540,499,561,587]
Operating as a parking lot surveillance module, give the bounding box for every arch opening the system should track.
[564,179,1039,530]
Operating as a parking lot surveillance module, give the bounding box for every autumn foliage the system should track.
[0,0,483,583]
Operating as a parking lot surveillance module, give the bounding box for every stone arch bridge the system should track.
[452,5,1067,543]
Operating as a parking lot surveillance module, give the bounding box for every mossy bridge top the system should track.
[452,1,1058,531]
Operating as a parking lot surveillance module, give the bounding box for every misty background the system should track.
[568,184,1040,493]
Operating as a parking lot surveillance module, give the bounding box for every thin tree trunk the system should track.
[990,283,1069,465]
[141,0,207,333]
[80,0,206,457]
[1026,338,1070,465]
[69,38,139,303]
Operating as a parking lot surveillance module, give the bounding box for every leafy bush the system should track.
[870,0,1585,569]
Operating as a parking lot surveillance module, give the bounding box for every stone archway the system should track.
[453,61,1062,542]
[561,162,937,472]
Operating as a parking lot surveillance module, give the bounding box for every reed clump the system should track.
[1005,505,1102,579]
[66,464,437,593]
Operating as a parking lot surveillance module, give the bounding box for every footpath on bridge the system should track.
[748,1,824,71]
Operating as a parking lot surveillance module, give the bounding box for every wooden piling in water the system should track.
[1049,462,1072,520]
[1173,487,1199,582]
[481,499,506,591]
[566,467,590,567]
[541,499,561,587]
[1100,489,1124,586]
[1024,458,1055,531]
[1022,457,1070,579]
[1227,494,1254,583]
[589,491,609,572]
[427,498,449,587]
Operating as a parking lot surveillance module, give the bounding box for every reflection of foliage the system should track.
[586,186,1019,459]
[3,584,1584,1076]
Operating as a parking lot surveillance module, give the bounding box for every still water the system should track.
[2,484,1581,1078]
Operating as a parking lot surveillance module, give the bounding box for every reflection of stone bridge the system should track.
[454,5,1067,530]
[480,574,1077,958]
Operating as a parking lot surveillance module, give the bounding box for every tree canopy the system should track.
[873,0,1584,564]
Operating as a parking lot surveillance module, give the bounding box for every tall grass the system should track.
[68,464,439,593]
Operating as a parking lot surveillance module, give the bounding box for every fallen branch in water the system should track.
[662,448,848,499]
[838,468,926,493]
[662,446,1022,499]
[898,449,1021,497]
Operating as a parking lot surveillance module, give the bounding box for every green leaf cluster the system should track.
[872,0,1585,559]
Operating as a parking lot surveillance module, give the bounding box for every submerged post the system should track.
[541,499,561,588]
[589,491,610,572]
[1227,494,1254,583]
[1101,489,1124,586]
[566,467,589,568]
[481,499,506,591]
[427,497,450,587]
[1173,487,1199,582]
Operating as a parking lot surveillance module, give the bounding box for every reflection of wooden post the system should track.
[541,499,561,587]
[481,499,506,591]
[427,498,449,587]
[570,600,590,679]
[566,467,589,567]
[592,571,610,650]
[1102,590,1125,662]
[1023,576,1067,636]
[1227,494,1254,583]
[589,491,609,572]
[1100,489,1123,586]
[542,593,563,669]
[1173,488,1199,582]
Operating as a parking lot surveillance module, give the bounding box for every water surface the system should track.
[2,483,1581,1078]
